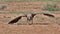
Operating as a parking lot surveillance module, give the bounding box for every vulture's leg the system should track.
[8,16,22,24]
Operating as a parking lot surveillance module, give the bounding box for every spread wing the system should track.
[32,13,55,17]
[43,13,55,17]
[32,13,40,18]
[8,15,25,24]
[32,14,36,18]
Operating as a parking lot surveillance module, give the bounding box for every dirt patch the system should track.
[0,2,60,34]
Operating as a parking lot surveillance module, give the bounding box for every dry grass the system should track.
[0,2,60,34]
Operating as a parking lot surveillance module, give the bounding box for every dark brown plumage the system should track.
[8,16,22,24]
[43,13,55,17]
[8,13,54,25]
[8,13,37,25]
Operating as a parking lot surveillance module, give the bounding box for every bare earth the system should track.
[0,2,60,34]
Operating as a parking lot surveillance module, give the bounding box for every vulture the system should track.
[8,13,55,25]
[8,13,37,25]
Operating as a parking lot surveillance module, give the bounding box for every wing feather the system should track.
[8,16,22,24]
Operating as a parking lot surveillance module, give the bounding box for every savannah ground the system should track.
[0,0,60,34]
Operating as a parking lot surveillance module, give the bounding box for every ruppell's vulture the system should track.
[8,13,38,25]
[8,13,55,25]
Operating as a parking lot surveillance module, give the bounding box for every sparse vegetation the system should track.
[43,4,60,11]
[0,11,33,14]
[9,11,32,14]
[0,0,60,2]
[0,5,7,10]
[39,17,45,22]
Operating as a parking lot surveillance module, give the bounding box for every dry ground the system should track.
[0,2,60,34]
